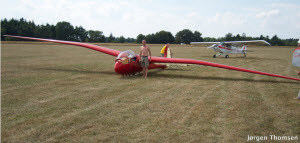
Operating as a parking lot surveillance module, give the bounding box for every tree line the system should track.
[1,18,298,46]
[1,18,135,43]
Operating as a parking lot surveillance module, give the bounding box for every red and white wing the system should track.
[3,35,121,57]
[151,57,300,81]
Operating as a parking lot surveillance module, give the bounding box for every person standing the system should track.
[160,43,172,57]
[298,40,300,75]
[140,40,151,78]
[160,44,167,57]
[293,40,300,75]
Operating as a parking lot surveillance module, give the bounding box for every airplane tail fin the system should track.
[242,45,247,52]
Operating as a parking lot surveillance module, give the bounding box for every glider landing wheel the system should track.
[213,55,216,58]
[225,55,229,58]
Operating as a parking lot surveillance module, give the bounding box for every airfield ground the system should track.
[2,42,300,142]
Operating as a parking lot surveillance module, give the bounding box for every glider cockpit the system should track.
[116,50,137,64]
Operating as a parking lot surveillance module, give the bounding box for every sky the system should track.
[1,0,300,39]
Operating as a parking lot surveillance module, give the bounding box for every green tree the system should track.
[107,33,115,43]
[271,35,284,46]
[119,36,125,43]
[126,37,136,43]
[34,24,56,39]
[225,33,233,41]
[1,18,36,40]
[235,34,241,41]
[241,33,246,40]
[16,18,35,37]
[87,30,105,42]
[175,29,194,44]
[145,34,157,44]
[136,34,145,43]
[55,21,74,40]
[73,26,87,42]
[259,35,264,40]
[1,18,8,40]
[203,37,217,42]
[193,31,203,42]
[154,30,175,44]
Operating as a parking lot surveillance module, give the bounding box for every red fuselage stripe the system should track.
[218,46,232,50]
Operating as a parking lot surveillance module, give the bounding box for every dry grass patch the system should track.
[2,43,300,142]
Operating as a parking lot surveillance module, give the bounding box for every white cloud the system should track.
[271,3,300,9]
[187,12,198,18]
[256,9,279,18]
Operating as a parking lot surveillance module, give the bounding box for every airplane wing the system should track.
[3,35,121,57]
[151,57,300,81]
[224,40,271,46]
[191,42,219,45]
[191,40,271,46]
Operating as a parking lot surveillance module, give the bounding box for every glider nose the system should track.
[114,61,123,74]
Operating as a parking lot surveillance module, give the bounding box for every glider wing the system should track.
[151,57,300,81]
[3,35,121,57]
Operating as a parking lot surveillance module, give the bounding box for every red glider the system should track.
[3,35,300,81]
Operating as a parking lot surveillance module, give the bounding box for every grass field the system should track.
[2,42,300,142]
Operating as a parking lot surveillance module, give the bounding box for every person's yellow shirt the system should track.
[161,45,167,54]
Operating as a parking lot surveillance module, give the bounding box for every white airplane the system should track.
[191,40,271,58]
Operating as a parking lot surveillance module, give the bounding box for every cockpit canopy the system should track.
[116,50,137,64]
[219,42,226,46]
[116,50,136,59]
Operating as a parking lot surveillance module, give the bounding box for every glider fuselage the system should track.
[114,50,166,75]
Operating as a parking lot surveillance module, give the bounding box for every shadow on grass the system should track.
[200,56,281,61]
[229,57,282,61]
[29,67,299,84]
[30,67,117,75]
[148,70,299,84]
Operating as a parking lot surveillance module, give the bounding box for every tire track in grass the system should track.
[126,77,226,142]
[2,74,112,127]
[42,80,181,142]
[166,80,226,143]
[9,79,171,142]
[123,83,192,142]
[44,79,180,142]
[95,80,199,142]
[8,82,134,142]
[255,83,300,136]
[212,58,298,142]
[214,60,267,142]
[3,75,132,142]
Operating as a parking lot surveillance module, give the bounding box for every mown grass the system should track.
[2,43,300,142]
